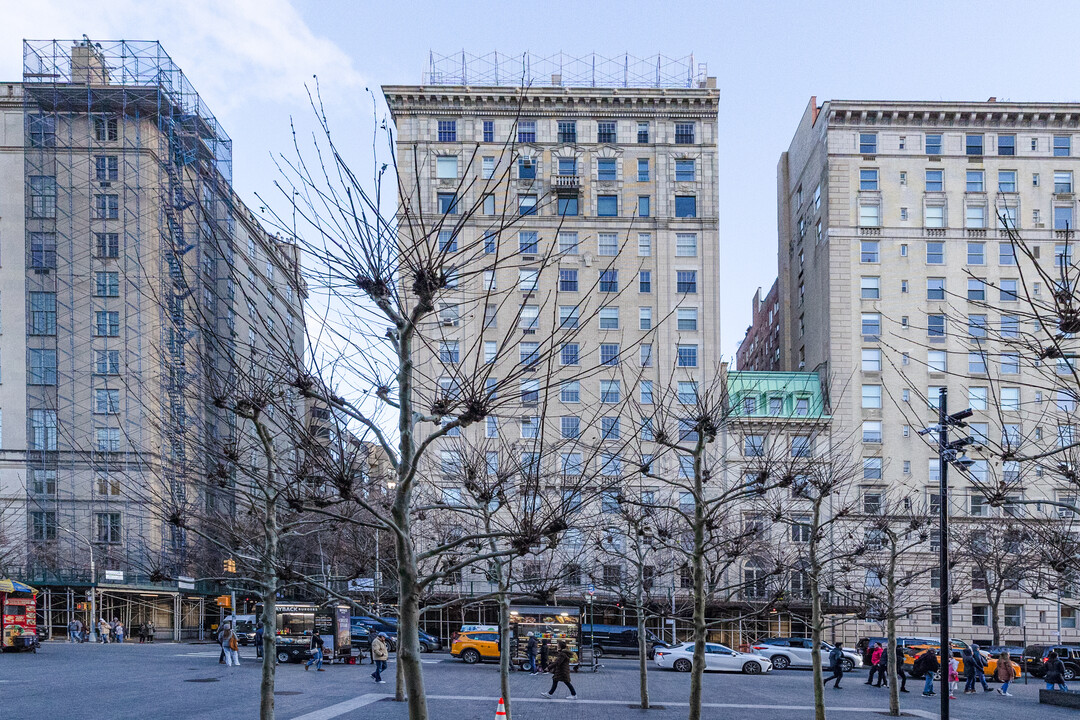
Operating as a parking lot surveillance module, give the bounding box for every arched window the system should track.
[744,558,768,599]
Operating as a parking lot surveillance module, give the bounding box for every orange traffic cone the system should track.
[494,697,507,718]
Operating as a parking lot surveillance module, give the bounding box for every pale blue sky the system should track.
[5,0,1080,357]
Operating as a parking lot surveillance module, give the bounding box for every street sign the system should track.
[178,576,195,590]
[587,583,595,595]
[348,578,376,592]
[104,570,124,582]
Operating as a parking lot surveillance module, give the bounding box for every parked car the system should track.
[655,642,772,674]
[351,616,439,652]
[581,624,670,659]
[855,636,952,665]
[451,629,501,664]
[750,637,862,672]
[1023,645,1080,681]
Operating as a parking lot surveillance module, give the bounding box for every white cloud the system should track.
[0,0,363,108]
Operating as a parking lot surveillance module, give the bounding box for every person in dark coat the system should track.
[970,643,991,692]
[822,643,845,689]
[526,633,539,675]
[917,650,940,697]
[539,640,577,699]
[539,638,550,673]
[255,623,264,659]
[1044,651,1070,691]
[962,647,977,693]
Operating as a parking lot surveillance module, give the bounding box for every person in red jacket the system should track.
[865,643,884,685]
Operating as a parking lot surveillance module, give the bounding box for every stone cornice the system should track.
[383,84,718,120]
[824,100,1080,129]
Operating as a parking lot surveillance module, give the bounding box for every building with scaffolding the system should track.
[0,39,307,640]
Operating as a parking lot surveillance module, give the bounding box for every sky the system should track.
[4,0,1080,358]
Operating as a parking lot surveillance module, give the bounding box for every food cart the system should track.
[508,605,585,672]
[256,602,354,664]
[0,579,38,652]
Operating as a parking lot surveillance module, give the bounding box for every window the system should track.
[559,305,580,329]
[600,417,620,440]
[640,380,654,404]
[437,120,457,142]
[858,276,880,299]
[1056,244,1073,267]
[600,344,620,367]
[1004,606,1023,627]
[597,195,617,216]
[928,314,946,337]
[28,349,57,385]
[924,205,945,228]
[482,156,496,179]
[927,277,946,300]
[635,232,652,257]
[94,194,119,219]
[792,435,812,458]
[30,511,58,541]
[637,196,650,217]
[966,170,984,192]
[557,121,576,143]
[560,380,580,404]
[862,348,881,371]
[95,155,119,182]
[29,408,57,450]
[863,420,882,443]
[998,134,1015,156]
[639,271,651,293]
[677,308,698,331]
[520,342,540,366]
[94,389,120,414]
[597,269,619,293]
[517,120,536,143]
[967,241,985,265]
[966,134,984,155]
[677,344,698,367]
[862,385,882,408]
[1001,386,1020,411]
[1000,279,1019,303]
[998,242,1017,267]
[859,133,877,154]
[861,313,881,339]
[597,122,616,143]
[926,133,942,155]
[675,123,695,144]
[861,240,880,262]
[965,205,985,228]
[95,350,120,375]
[1055,206,1074,230]
[29,292,56,335]
[516,157,537,180]
[435,155,458,179]
[94,311,120,337]
[637,122,649,143]
[969,351,987,373]
[968,386,988,410]
[744,435,765,457]
[95,232,119,258]
[678,381,698,405]
[639,307,652,330]
[675,159,696,182]
[863,487,883,514]
[597,158,616,181]
[669,234,698,259]
[28,176,57,219]
[438,193,458,214]
[997,169,1017,193]
[600,379,621,403]
[560,343,579,366]
[435,230,458,253]
[860,168,878,191]
[640,344,653,367]
[438,341,460,364]
[963,277,986,301]
[1055,135,1072,157]
[518,269,539,292]
[968,314,988,338]
[482,120,494,142]
[1055,171,1073,193]
[859,204,880,227]
[926,241,944,264]
[518,194,537,216]
[637,158,650,181]
[599,307,619,329]
[676,270,697,293]
[95,426,120,452]
[674,196,697,218]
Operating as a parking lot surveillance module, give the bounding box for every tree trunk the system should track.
[688,449,707,720]
[810,498,826,720]
[259,497,279,720]
[990,598,1001,645]
[636,562,650,709]
[886,543,899,716]
[498,583,513,719]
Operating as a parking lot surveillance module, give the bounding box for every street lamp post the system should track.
[57,526,96,642]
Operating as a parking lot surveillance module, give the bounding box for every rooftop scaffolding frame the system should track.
[423,51,703,89]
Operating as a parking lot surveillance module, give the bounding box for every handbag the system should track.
[229,635,238,651]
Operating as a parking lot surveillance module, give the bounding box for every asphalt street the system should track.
[0,642,1069,719]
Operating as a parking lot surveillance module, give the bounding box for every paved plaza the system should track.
[0,642,1067,719]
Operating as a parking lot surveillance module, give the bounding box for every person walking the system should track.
[539,640,578,699]
[961,647,976,693]
[822,642,845,689]
[115,620,125,644]
[995,651,1015,696]
[137,621,146,644]
[895,648,909,693]
[947,654,959,699]
[370,633,388,684]
[1044,650,1070,691]
[67,619,78,643]
[221,623,240,667]
[255,623,264,659]
[147,620,155,643]
[916,649,939,697]
[539,637,550,673]
[866,643,883,685]
[305,632,325,671]
[73,619,84,643]
[526,633,539,675]
[970,644,991,692]
[109,617,119,643]
[99,617,110,644]
[874,645,889,688]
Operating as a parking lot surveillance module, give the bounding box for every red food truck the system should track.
[1,579,38,652]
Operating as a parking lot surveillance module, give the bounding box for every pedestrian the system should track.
[539,640,577,699]
[147,620,155,643]
[110,617,119,643]
[995,651,1015,696]
[137,621,145,643]
[305,632,326,671]
[874,645,889,688]
[961,647,976,693]
[370,633,389,683]
[527,633,539,675]
[895,649,909,693]
[255,623,264,659]
[539,637,550,673]
[970,644,991,692]
[99,617,110,643]
[73,618,84,643]
[948,654,959,699]
[116,620,125,644]
[916,649,939,697]
[1044,650,1069,691]
[67,619,78,643]
[221,623,240,667]
[822,642,845,689]
[866,643,883,685]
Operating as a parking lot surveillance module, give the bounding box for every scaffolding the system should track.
[423,51,705,89]
[20,39,235,631]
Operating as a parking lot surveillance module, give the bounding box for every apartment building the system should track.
[736,279,781,371]
[776,97,1080,644]
[0,40,306,638]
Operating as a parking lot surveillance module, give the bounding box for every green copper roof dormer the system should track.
[728,371,829,419]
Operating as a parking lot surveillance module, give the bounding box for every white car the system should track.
[748,637,862,672]
[655,642,773,674]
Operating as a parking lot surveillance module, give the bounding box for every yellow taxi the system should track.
[905,644,1022,679]
[451,628,500,664]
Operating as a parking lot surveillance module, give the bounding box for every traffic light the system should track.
[223,558,237,573]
